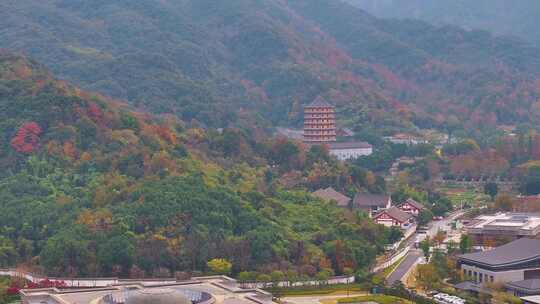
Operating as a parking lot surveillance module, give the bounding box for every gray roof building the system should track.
[312,187,351,207]
[399,198,424,211]
[458,238,540,271]
[374,206,414,224]
[507,279,540,296]
[328,142,372,150]
[353,193,391,209]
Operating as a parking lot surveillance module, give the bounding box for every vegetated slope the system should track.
[0,52,397,277]
[0,0,404,132]
[287,0,540,131]
[2,0,540,135]
[347,0,540,46]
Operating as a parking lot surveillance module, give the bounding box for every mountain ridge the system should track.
[2,0,540,137]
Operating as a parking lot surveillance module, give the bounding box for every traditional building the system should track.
[353,193,392,217]
[373,206,414,228]
[312,187,351,207]
[303,97,336,143]
[397,198,425,216]
[328,142,373,160]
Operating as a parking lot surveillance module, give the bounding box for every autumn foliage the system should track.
[10,122,42,153]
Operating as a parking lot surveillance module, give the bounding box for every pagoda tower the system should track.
[303,97,336,143]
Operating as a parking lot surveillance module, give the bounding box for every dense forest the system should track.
[348,0,540,46]
[2,0,540,137]
[0,52,401,278]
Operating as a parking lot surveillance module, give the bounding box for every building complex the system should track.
[458,238,540,289]
[20,276,276,304]
[302,97,372,160]
[465,213,540,244]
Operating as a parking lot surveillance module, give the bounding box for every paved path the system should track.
[386,249,421,286]
[281,292,366,304]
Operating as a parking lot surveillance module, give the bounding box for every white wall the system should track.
[461,264,527,284]
[330,147,372,160]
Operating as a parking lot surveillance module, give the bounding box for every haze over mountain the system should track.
[348,0,540,46]
[2,0,540,137]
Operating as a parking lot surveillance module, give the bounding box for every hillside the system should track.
[2,0,540,137]
[0,52,398,278]
[347,0,540,46]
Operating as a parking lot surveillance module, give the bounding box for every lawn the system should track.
[268,283,365,297]
[335,295,413,304]
[437,186,489,208]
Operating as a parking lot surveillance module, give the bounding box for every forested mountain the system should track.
[0,52,398,277]
[348,0,540,46]
[2,0,540,136]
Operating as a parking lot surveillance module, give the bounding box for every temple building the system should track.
[303,97,336,143]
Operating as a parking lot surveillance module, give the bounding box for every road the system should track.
[431,209,465,233]
[385,210,466,285]
[386,249,422,285]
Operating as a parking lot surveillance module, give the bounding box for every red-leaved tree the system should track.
[11,122,42,153]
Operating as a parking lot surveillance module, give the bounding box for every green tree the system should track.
[459,235,472,254]
[0,237,17,267]
[484,182,498,200]
[416,263,441,290]
[494,194,514,211]
[417,209,433,226]
[522,165,540,195]
[270,270,285,287]
[207,258,232,275]
[41,229,90,276]
[97,232,135,275]
[420,237,431,259]
[256,274,272,288]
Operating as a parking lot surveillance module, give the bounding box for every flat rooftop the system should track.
[466,213,540,235]
[20,276,276,304]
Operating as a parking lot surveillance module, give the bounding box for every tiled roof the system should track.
[329,142,372,150]
[374,206,413,223]
[458,238,540,267]
[305,96,333,108]
[353,193,391,207]
[313,187,351,207]
[399,198,425,210]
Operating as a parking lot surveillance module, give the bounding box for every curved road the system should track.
[385,210,466,286]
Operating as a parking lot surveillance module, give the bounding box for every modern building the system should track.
[312,187,351,207]
[303,97,336,143]
[353,193,392,216]
[328,142,373,160]
[457,238,540,285]
[465,213,540,244]
[373,206,414,229]
[397,198,425,216]
[506,279,540,297]
[19,276,276,304]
